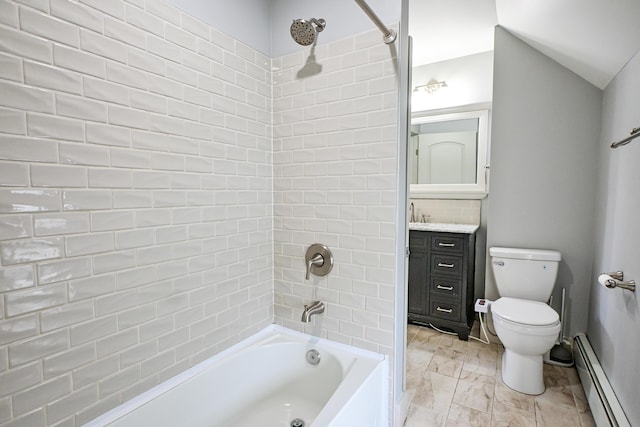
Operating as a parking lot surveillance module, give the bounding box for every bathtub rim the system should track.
[84,323,388,427]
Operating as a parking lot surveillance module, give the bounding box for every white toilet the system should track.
[489,247,562,395]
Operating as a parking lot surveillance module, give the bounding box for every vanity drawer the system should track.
[429,276,462,297]
[409,231,429,250]
[431,234,464,254]
[430,254,463,277]
[429,298,461,322]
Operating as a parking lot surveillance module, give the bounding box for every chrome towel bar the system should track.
[610,127,640,148]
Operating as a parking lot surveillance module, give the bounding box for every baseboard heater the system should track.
[573,333,630,427]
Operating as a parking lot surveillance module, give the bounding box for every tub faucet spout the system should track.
[301,301,325,323]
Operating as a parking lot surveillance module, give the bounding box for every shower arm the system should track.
[310,18,326,32]
[353,0,397,44]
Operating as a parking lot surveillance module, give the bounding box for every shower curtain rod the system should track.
[353,0,397,44]
[611,127,640,148]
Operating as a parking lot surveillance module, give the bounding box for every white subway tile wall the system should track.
[272,30,399,355]
[0,1,274,425]
[409,198,481,225]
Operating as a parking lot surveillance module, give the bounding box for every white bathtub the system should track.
[85,325,389,427]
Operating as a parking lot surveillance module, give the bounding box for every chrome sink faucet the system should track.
[301,301,325,322]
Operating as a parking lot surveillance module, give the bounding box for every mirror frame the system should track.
[409,107,490,199]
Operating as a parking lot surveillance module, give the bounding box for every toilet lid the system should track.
[491,297,559,326]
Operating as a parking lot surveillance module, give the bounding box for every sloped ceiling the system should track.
[409,0,497,67]
[409,0,640,89]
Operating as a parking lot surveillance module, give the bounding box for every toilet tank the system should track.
[489,247,561,302]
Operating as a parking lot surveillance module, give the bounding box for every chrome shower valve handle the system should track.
[304,244,333,280]
[305,253,324,280]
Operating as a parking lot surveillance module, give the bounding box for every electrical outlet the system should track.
[475,298,492,313]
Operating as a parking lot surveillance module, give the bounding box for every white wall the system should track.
[272,27,399,354]
[411,51,493,112]
[0,0,406,425]
[165,0,272,56]
[487,27,602,335]
[165,0,403,58]
[589,47,640,425]
[0,1,273,425]
[271,0,401,57]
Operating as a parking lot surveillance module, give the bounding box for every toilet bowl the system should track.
[492,297,560,395]
[489,247,562,395]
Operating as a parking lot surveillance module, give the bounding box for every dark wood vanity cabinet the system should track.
[408,230,476,340]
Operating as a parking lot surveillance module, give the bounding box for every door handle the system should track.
[436,285,454,291]
[436,306,453,313]
[438,242,455,247]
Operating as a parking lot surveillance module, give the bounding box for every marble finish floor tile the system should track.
[452,371,495,413]
[462,346,498,377]
[445,403,491,426]
[406,346,434,390]
[426,347,465,378]
[408,324,421,342]
[412,371,458,413]
[491,399,537,427]
[410,325,443,353]
[578,408,597,427]
[404,324,597,427]
[535,399,582,426]
[494,377,535,413]
[404,404,447,427]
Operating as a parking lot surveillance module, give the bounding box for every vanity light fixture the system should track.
[414,79,448,94]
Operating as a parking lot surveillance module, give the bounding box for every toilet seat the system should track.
[491,297,559,326]
[492,297,560,337]
[493,312,560,337]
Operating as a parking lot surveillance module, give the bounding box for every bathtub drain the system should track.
[305,349,320,365]
[290,418,305,427]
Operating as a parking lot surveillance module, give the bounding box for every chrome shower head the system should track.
[290,18,326,46]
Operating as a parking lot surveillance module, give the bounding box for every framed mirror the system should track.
[409,108,489,199]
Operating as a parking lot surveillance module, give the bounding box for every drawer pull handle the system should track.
[436,285,454,291]
[438,242,456,247]
[437,263,455,268]
[436,307,453,313]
